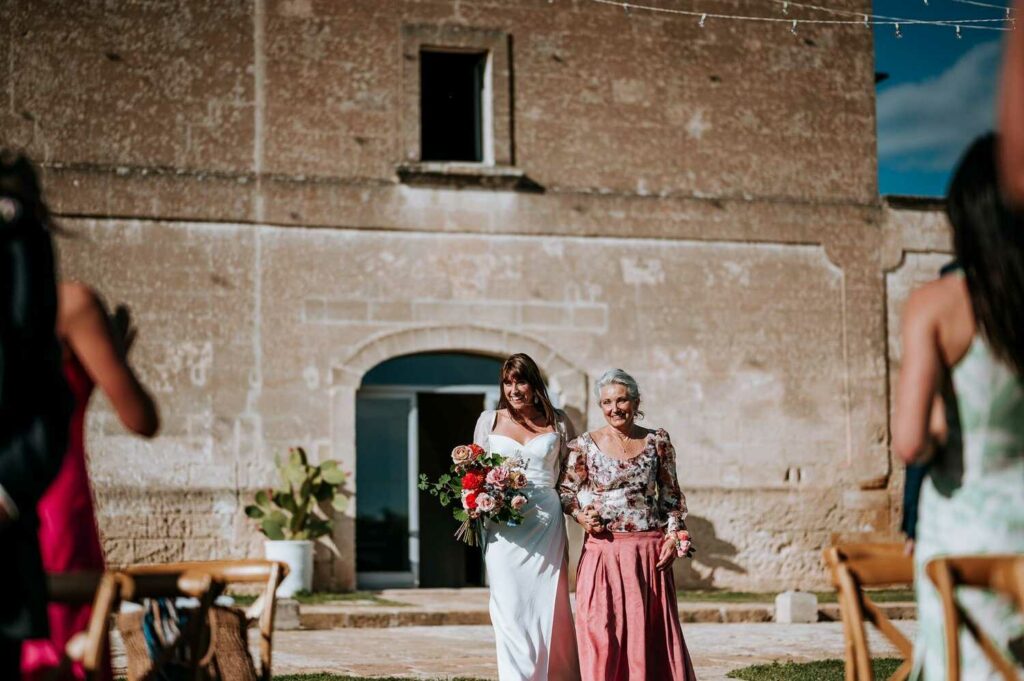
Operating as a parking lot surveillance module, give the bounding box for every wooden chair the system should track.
[40,571,123,681]
[123,560,287,681]
[823,543,915,681]
[926,555,1024,681]
[116,568,225,681]
[41,569,219,681]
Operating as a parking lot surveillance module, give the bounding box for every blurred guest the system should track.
[901,260,960,556]
[893,134,1024,678]
[21,284,159,681]
[0,152,72,679]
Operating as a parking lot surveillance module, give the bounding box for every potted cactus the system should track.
[244,447,350,596]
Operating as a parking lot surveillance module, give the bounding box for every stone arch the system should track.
[323,324,589,590]
[331,324,588,414]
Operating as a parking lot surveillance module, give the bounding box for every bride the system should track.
[472,353,581,681]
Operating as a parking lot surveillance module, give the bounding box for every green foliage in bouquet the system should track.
[418,471,471,521]
[244,447,350,554]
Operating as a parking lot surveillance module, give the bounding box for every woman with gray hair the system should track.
[558,369,696,680]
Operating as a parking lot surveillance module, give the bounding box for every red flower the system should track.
[470,443,484,457]
[462,471,485,491]
[464,491,478,509]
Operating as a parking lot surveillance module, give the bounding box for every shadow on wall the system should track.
[675,515,745,589]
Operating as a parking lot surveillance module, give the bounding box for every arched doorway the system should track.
[330,324,589,591]
[355,352,506,589]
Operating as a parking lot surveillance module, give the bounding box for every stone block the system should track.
[774,590,818,623]
[274,598,302,630]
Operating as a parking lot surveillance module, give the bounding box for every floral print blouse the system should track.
[558,428,688,533]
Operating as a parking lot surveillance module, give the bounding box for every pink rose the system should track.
[511,495,527,511]
[476,493,496,513]
[452,445,480,466]
[675,530,693,557]
[486,467,509,486]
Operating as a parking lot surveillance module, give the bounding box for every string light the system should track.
[956,23,963,36]
[791,18,798,32]
[782,1,788,13]
[895,21,903,37]
[699,12,707,26]
[589,0,1012,31]
[698,0,1010,26]
[947,0,1014,12]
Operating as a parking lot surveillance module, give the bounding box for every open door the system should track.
[417,392,486,588]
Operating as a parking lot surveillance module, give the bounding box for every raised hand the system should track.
[110,303,137,357]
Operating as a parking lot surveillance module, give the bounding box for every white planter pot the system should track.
[264,539,313,597]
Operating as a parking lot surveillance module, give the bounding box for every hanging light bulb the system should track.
[955,24,962,38]
[699,13,707,27]
[782,1,789,14]
[791,18,798,33]
[894,22,902,38]
[863,14,869,27]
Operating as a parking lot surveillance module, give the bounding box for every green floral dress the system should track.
[912,336,1024,679]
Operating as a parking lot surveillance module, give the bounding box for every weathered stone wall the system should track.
[0,0,950,591]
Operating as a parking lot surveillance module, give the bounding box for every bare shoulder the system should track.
[58,281,105,329]
[904,275,974,363]
[59,281,101,312]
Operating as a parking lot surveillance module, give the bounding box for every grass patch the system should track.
[275,676,487,681]
[681,589,915,604]
[727,658,902,680]
[228,590,410,607]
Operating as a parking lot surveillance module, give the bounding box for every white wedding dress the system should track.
[473,410,581,681]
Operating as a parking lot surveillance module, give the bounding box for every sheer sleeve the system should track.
[654,429,687,533]
[473,410,494,449]
[554,409,578,469]
[558,435,588,517]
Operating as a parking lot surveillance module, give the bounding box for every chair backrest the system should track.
[116,569,225,681]
[925,555,1024,681]
[123,560,287,681]
[45,571,122,681]
[823,543,914,681]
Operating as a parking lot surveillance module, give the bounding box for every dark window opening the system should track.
[420,50,486,162]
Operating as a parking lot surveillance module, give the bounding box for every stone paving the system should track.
[271,621,918,680]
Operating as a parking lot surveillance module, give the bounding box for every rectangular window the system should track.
[420,50,488,163]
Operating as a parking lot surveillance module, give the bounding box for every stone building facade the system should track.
[1,0,953,590]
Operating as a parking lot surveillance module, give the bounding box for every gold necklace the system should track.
[611,426,636,459]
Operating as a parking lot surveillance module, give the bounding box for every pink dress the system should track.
[21,354,111,681]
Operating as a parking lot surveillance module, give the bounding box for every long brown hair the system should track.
[497,353,556,430]
[947,134,1024,374]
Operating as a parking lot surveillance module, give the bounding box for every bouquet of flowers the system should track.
[418,443,530,546]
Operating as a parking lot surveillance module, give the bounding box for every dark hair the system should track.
[0,151,57,233]
[497,353,556,430]
[946,133,1024,374]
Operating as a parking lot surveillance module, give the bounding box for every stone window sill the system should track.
[396,163,543,193]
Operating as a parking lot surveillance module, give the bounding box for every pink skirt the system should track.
[575,530,697,681]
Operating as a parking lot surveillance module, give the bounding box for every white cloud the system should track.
[877,40,1002,171]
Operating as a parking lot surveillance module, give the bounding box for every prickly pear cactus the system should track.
[244,446,350,554]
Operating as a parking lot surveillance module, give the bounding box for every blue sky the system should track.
[874,0,1011,195]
